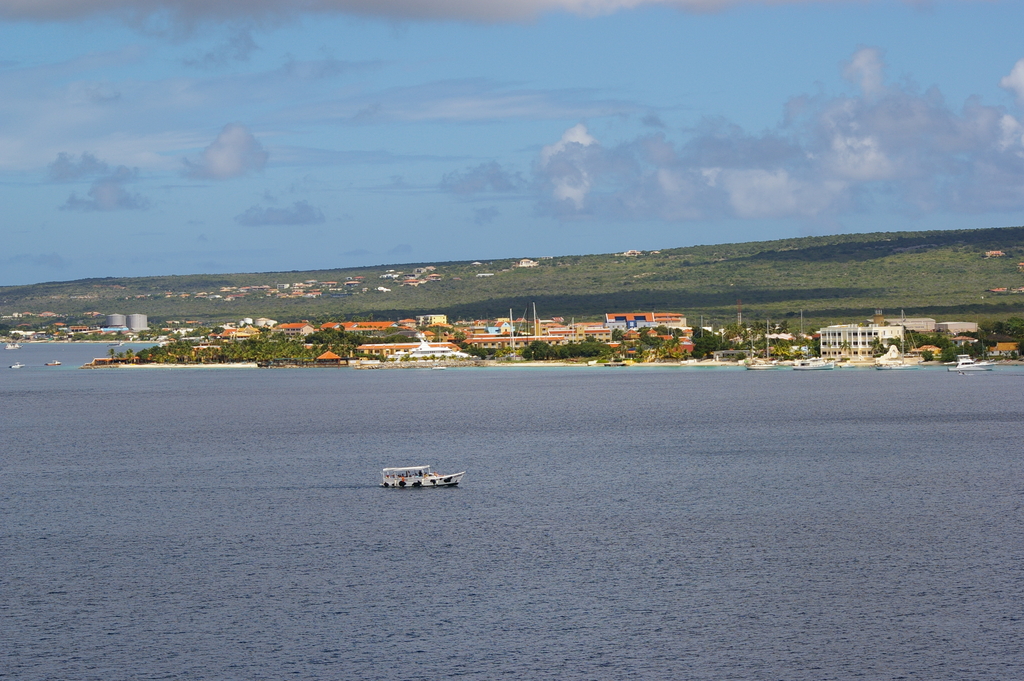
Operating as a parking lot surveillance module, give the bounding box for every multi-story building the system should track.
[604,312,658,330]
[819,324,904,360]
[884,317,935,332]
[416,314,448,327]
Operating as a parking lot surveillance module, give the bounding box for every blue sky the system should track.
[2,0,1024,285]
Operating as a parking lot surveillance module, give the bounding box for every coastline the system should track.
[81,362,259,369]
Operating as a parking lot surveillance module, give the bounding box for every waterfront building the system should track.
[357,341,466,359]
[819,323,904,360]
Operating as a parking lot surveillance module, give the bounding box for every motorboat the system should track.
[744,361,783,370]
[792,357,835,370]
[45,360,62,366]
[381,465,465,488]
[9,362,25,369]
[948,355,995,372]
[5,343,21,350]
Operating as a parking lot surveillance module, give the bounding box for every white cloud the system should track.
[842,47,885,98]
[441,161,526,194]
[48,151,110,180]
[999,58,1024,106]
[716,169,845,218]
[827,134,896,181]
[541,123,596,163]
[59,165,150,211]
[540,123,598,209]
[184,123,268,179]
[516,48,1024,222]
[235,200,325,226]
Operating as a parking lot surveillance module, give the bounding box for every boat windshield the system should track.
[382,466,431,477]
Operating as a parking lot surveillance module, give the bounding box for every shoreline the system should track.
[81,362,259,369]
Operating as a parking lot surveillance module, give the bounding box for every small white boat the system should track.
[744,361,783,370]
[875,363,918,370]
[9,362,25,369]
[948,355,995,372]
[5,343,21,350]
[45,360,62,366]
[381,465,465,488]
[792,357,835,370]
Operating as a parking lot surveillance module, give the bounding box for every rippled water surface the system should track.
[3,353,1023,680]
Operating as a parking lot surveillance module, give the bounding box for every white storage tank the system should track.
[126,314,148,331]
[106,313,126,328]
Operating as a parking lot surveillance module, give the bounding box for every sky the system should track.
[2,0,1024,286]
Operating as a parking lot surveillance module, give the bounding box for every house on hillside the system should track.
[277,323,314,337]
[341,321,399,336]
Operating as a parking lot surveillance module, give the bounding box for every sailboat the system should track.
[745,319,782,369]
[876,314,919,370]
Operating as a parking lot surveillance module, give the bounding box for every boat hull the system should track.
[381,471,465,488]
[792,360,835,370]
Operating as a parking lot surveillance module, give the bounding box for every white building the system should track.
[936,321,978,334]
[884,317,935,332]
[819,324,904,360]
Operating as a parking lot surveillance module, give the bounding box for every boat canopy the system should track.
[382,466,431,476]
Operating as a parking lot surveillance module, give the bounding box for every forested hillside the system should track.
[4,226,1024,327]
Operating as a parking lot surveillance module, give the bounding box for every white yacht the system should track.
[396,336,469,361]
[9,362,25,369]
[792,357,835,370]
[745,361,783,370]
[5,342,21,350]
[947,355,995,372]
[381,465,465,488]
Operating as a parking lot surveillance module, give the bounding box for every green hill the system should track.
[4,226,1024,328]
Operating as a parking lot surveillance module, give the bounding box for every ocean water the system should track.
[2,351,1023,680]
